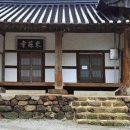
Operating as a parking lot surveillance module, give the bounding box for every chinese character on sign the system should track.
[28,40,34,48]
[17,38,44,50]
[20,40,26,48]
[35,41,41,48]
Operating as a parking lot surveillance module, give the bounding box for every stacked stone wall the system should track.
[0,94,76,120]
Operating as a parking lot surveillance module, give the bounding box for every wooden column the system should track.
[123,29,129,86]
[55,32,63,89]
[2,33,5,82]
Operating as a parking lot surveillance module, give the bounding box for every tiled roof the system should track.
[0,0,129,25]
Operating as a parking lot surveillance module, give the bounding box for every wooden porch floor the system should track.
[0,82,123,88]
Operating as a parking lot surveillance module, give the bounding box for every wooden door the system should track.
[78,54,104,83]
[18,52,43,82]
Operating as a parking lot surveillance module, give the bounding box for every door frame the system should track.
[77,52,105,83]
[17,51,45,82]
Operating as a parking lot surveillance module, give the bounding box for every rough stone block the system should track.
[0,106,12,112]
[75,107,87,113]
[10,99,18,106]
[102,102,112,107]
[114,120,130,126]
[40,96,48,102]
[112,107,128,113]
[65,112,74,120]
[1,95,15,101]
[87,101,101,107]
[16,95,30,101]
[31,95,40,101]
[123,97,130,102]
[0,99,5,105]
[2,112,18,119]
[36,105,46,112]
[52,101,59,105]
[75,114,86,119]
[86,113,97,119]
[28,100,38,105]
[19,111,33,119]
[77,119,100,125]
[25,105,36,112]
[18,101,28,106]
[81,102,88,106]
[99,114,113,120]
[33,112,45,119]
[62,105,72,112]
[113,101,126,107]
[48,95,56,101]
[72,101,80,106]
[37,99,44,105]
[45,112,56,119]
[55,111,64,120]
[78,97,87,101]
[100,120,114,126]
[44,101,52,106]
[52,106,60,112]
[14,105,24,113]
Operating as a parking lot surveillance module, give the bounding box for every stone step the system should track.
[77,97,123,101]
[71,100,126,107]
[6,90,46,94]
[74,91,115,97]
[76,112,130,120]
[77,119,130,126]
[75,106,128,113]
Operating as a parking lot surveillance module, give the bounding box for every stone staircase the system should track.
[71,97,130,126]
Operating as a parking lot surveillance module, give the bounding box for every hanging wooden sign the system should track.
[17,38,44,50]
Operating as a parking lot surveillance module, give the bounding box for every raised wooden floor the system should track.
[0,82,123,88]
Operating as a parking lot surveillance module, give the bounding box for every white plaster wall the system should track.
[5,32,55,50]
[63,33,115,50]
[45,53,55,66]
[62,53,76,66]
[5,53,17,66]
[4,32,124,83]
[5,68,17,81]
[0,35,3,53]
[105,69,120,83]
[0,55,2,81]
[105,53,119,67]
[0,35,3,82]
[45,69,55,82]
[63,69,77,82]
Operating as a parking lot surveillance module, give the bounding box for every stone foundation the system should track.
[0,94,76,120]
[1,94,130,126]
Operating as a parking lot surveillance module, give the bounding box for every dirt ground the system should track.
[0,120,130,130]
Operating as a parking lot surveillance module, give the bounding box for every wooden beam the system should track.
[55,32,63,89]
[0,82,55,87]
[123,29,129,86]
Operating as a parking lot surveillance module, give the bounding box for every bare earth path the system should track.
[0,120,130,130]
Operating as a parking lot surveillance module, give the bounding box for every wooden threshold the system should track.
[0,82,55,87]
[64,83,124,88]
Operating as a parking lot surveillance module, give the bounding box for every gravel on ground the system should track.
[0,119,130,130]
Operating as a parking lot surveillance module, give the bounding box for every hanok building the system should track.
[0,0,130,95]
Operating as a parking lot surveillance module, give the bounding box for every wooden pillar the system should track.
[2,33,5,82]
[55,32,63,89]
[123,29,129,86]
